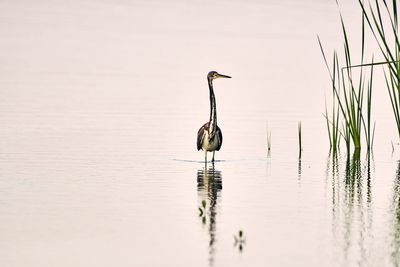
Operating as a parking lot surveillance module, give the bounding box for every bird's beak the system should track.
[217,73,232,79]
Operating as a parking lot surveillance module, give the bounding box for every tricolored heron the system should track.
[197,71,231,162]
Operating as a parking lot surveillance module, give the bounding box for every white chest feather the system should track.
[202,131,220,151]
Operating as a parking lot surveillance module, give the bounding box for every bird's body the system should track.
[197,122,223,152]
[197,71,231,163]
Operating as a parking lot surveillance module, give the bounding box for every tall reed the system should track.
[298,121,302,158]
[323,51,341,153]
[359,0,400,139]
[319,11,375,152]
[343,122,351,153]
[266,122,271,152]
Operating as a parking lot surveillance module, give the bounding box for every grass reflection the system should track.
[391,160,400,266]
[298,157,302,181]
[328,151,373,266]
[197,163,222,266]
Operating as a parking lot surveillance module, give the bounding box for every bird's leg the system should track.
[212,151,215,162]
[204,151,207,164]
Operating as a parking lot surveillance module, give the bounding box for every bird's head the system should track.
[207,71,232,81]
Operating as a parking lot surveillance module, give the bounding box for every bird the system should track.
[197,71,231,163]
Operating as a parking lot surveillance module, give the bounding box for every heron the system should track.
[197,71,231,163]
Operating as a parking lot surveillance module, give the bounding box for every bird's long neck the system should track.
[208,78,217,136]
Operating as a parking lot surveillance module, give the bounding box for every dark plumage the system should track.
[197,122,223,151]
[196,71,231,163]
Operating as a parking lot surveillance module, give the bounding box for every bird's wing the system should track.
[216,126,223,151]
[197,123,209,150]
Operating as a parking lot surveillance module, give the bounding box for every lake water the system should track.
[1,0,400,266]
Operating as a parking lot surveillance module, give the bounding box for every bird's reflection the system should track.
[197,163,222,266]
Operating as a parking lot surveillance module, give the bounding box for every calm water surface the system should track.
[1,0,400,266]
